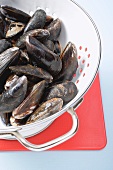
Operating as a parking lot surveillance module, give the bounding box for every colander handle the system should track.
[0,107,78,151]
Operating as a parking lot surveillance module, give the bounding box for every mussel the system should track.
[0,47,20,75]
[6,22,25,38]
[12,80,46,120]
[26,36,62,76]
[24,9,46,32]
[44,81,78,104]
[0,39,12,54]
[27,98,63,124]
[0,75,27,114]
[16,29,50,48]
[54,42,78,81]
[46,18,61,41]
[9,64,53,83]
[0,5,31,23]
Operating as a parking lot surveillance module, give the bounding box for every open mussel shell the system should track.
[0,47,20,75]
[0,75,28,114]
[46,18,61,41]
[9,64,53,83]
[0,39,12,54]
[54,42,78,82]
[27,98,63,124]
[16,29,50,48]
[6,22,25,38]
[24,9,46,32]
[26,36,62,76]
[0,5,31,23]
[44,81,78,104]
[12,80,46,120]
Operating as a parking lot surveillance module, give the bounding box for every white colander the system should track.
[0,0,101,151]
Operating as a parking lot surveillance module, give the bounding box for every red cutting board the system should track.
[0,74,107,151]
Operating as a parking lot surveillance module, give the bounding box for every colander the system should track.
[0,0,101,151]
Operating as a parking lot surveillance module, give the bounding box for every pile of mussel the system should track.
[0,5,78,126]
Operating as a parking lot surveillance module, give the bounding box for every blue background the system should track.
[0,0,113,169]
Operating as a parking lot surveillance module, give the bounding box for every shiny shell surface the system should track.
[27,98,63,124]
[24,9,46,32]
[9,64,53,83]
[45,81,78,104]
[0,47,19,75]
[46,18,61,41]
[12,80,46,119]
[0,76,27,113]
[55,42,78,81]
[26,36,62,76]
[16,29,50,48]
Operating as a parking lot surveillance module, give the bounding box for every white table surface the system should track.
[0,0,113,170]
